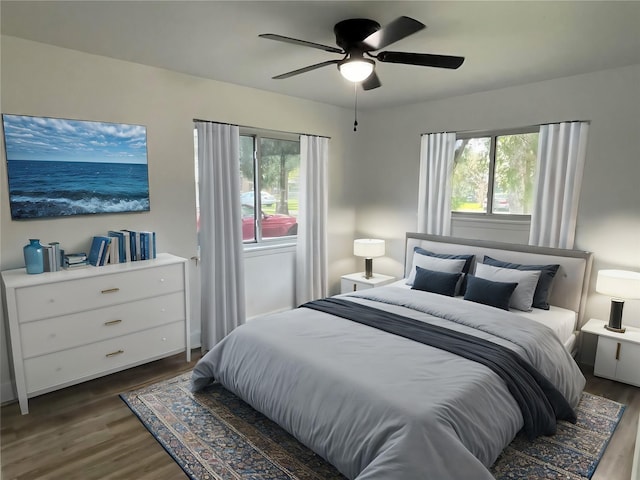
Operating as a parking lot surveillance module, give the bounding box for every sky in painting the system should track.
[2,114,148,164]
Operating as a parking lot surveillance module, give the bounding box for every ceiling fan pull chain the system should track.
[353,83,359,132]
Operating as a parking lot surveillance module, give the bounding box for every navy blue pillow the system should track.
[463,275,518,311]
[483,256,560,310]
[413,247,475,294]
[411,266,462,297]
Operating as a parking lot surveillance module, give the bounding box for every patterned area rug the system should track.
[121,372,625,480]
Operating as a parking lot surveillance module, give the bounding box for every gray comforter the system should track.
[191,286,586,480]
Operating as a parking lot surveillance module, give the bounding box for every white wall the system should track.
[0,36,359,402]
[353,65,640,364]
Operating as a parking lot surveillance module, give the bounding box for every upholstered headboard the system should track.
[404,233,593,327]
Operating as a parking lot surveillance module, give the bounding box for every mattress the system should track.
[516,305,577,346]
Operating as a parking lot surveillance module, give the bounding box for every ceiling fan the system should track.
[259,16,465,90]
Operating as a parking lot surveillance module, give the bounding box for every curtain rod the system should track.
[193,118,331,140]
[420,119,590,137]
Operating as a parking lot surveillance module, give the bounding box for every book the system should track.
[108,231,126,263]
[42,245,56,272]
[107,234,120,264]
[118,230,132,262]
[139,231,156,260]
[99,237,112,266]
[63,259,89,269]
[48,242,62,271]
[88,236,110,266]
[65,252,87,264]
[120,229,139,261]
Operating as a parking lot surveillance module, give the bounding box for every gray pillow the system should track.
[413,247,475,294]
[406,254,466,287]
[483,256,560,310]
[474,263,541,312]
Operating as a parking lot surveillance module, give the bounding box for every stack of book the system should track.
[63,252,89,269]
[43,242,62,272]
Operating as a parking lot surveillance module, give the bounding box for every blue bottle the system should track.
[23,239,44,274]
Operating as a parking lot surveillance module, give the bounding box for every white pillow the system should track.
[406,255,466,287]
[474,263,541,312]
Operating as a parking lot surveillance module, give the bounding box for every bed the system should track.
[192,233,593,480]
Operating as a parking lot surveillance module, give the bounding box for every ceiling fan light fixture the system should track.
[338,58,375,82]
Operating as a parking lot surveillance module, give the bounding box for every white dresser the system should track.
[1,253,190,414]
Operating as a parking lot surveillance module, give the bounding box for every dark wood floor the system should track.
[1,351,638,479]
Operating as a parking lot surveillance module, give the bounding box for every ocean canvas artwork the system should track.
[2,114,150,219]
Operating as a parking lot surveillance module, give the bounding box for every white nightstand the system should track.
[340,272,395,294]
[581,318,640,387]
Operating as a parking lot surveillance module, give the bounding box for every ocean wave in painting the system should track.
[7,160,150,219]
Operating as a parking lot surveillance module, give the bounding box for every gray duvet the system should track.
[191,286,586,480]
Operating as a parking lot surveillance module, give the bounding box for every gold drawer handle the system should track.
[101,288,120,294]
[104,319,122,326]
[106,349,124,358]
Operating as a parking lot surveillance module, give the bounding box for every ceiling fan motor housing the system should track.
[334,18,381,52]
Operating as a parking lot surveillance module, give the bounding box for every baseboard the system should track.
[632,413,640,480]
[1,380,16,405]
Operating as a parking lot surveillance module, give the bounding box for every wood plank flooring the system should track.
[1,352,638,479]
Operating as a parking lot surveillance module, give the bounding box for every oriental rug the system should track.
[120,372,625,480]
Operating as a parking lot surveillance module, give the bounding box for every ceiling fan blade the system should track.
[259,33,343,54]
[376,51,465,69]
[362,71,381,91]
[272,60,340,79]
[362,16,425,51]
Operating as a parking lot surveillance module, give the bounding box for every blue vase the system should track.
[23,239,44,274]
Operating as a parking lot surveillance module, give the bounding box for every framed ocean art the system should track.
[2,114,150,219]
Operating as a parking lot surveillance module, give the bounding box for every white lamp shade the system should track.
[338,59,374,82]
[353,239,385,258]
[596,269,640,299]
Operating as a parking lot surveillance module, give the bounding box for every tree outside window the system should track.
[451,130,538,215]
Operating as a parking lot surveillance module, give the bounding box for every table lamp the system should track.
[596,269,640,333]
[353,239,385,279]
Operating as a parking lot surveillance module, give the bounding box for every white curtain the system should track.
[417,132,457,235]
[196,121,245,351]
[295,135,329,305]
[529,121,589,249]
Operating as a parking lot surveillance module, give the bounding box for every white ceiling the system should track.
[2,1,640,110]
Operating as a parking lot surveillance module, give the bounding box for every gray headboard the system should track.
[405,233,593,327]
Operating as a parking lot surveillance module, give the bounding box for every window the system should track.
[451,129,538,216]
[194,127,300,246]
[239,130,300,244]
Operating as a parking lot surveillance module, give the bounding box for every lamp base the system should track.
[607,299,625,333]
[604,324,626,333]
[364,258,373,279]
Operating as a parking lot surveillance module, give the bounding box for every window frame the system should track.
[240,127,300,248]
[452,125,539,220]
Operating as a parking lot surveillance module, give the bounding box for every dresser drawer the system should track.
[20,291,185,358]
[15,263,184,323]
[24,321,186,394]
